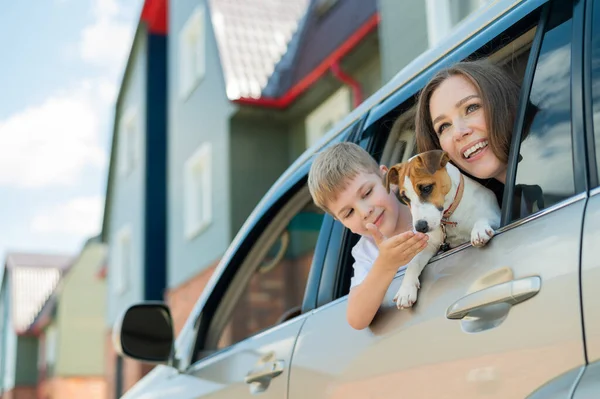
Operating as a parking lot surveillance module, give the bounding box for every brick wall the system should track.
[39,376,106,399]
[2,386,36,399]
[165,261,219,336]
[104,331,154,399]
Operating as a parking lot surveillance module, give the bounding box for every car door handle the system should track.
[244,360,285,385]
[446,276,541,320]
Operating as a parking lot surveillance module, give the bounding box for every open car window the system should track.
[509,0,578,222]
[192,183,324,362]
[329,2,546,300]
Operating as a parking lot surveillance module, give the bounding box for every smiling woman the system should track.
[414,0,577,222]
[415,59,521,185]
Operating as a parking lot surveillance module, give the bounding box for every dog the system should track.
[384,149,501,309]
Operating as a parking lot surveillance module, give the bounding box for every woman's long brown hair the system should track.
[415,60,521,164]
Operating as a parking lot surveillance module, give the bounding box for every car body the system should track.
[113,0,600,397]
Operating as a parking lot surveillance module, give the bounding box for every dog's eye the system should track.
[420,184,434,194]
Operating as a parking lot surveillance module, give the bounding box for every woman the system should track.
[415,59,543,216]
[415,59,521,183]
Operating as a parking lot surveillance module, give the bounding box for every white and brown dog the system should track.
[385,149,501,309]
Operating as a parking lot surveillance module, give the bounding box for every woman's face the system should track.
[428,75,507,183]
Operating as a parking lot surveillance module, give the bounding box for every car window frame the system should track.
[187,164,312,364]
[501,0,589,227]
[584,0,599,188]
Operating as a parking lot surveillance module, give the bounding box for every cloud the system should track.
[79,0,139,75]
[31,196,105,236]
[0,82,108,188]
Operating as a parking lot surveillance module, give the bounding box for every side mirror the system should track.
[112,301,174,364]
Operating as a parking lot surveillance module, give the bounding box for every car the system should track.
[112,0,600,397]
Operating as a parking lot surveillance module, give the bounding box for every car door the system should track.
[288,1,587,398]
[575,0,600,396]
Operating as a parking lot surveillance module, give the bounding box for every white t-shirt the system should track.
[349,235,408,289]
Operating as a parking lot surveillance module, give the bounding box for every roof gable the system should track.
[4,253,72,334]
[209,0,310,100]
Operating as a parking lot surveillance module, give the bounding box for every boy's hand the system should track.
[366,223,428,272]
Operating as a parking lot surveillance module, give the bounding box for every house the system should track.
[99,0,168,397]
[31,236,107,399]
[0,252,72,399]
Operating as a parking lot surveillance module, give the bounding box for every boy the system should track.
[308,142,428,330]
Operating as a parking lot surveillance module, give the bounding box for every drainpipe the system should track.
[330,61,363,108]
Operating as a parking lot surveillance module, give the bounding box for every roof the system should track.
[276,0,378,97]
[4,253,73,334]
[6,253,72,270]
[221,0,380,107]
[209,0,311,100]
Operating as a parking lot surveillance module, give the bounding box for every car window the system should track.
[592,0,600,181]
[207,192,324,352]
[326,10,542,300]
[510,0,576,222]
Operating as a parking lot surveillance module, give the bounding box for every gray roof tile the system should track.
[209,0,310,99]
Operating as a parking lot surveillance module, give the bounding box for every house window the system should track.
[184,142,212,239]
[425,0,489,47]
[179,5,206,99]
[115,226,132,294]
[119,107,139,176]
[305,86,351,149]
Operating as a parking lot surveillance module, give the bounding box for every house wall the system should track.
[0,274,17,393]
[167,0,235,290]
[55,243,106,377]
[2,386,36,399]
[14,337,37,386]
[378,0,485,85]
[286,37,382,162]
[104,333,154,399]
[352,43,383,101]
[40,376,105,399]
[229,118,291,235]
[106,29,148,327]
[378,0,429,84]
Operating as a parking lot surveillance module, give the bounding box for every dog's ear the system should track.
[383,163,406,193]
[415,150,450,175]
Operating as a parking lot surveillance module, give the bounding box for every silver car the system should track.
[112,0,600,397]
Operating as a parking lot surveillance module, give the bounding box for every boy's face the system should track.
[328,166,405,238]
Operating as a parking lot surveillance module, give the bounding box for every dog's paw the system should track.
[471,223,495,247]
[393,278,420,309]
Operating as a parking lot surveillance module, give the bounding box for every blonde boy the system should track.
[308,142,428,330]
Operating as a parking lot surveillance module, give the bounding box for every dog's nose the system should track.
[415,220,429,233]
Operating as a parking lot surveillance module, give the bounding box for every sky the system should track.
[0,0,143,263]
